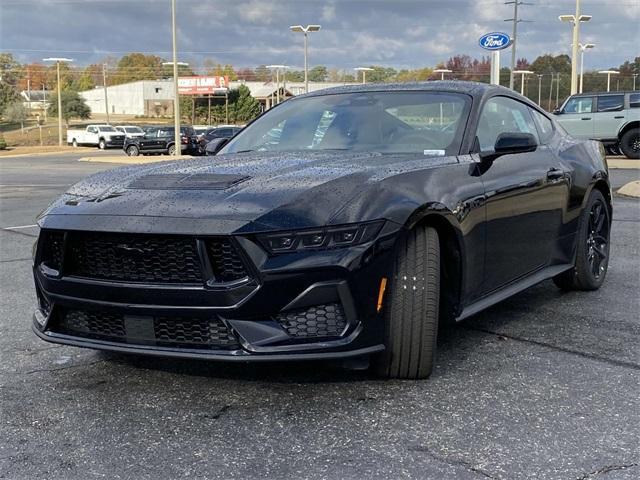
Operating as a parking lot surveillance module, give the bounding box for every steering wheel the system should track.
[393,132,441,150]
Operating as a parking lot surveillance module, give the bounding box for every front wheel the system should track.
[126,145,139,156]
[619,128,640,159]
[98,139,106,150]
[167,145,177,156]
[553,190,610,291]
[373,226,440,379]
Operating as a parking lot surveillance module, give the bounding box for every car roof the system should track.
[568,91,637,97]
[300,80,506,99]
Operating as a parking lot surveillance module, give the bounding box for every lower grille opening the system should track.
[275,303,348,339]
[52,308,239,350]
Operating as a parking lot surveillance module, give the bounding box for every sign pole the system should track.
[490,51,500,85]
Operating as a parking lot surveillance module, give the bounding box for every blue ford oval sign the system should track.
[479,32,511,51]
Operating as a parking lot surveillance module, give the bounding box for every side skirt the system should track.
[455,263,573,322]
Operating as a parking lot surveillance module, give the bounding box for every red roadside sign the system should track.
[177,76,229,94]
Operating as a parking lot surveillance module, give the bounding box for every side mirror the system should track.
[482,132,537,161]
[552,108,561,115]
[205,137,229,156]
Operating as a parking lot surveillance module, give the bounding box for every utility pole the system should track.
[42,83,47,121]
[548,72,554,111]
[102,64,110,124]
[27,71,31,113]
[505,1,532,90]
[43,58,73,146]
[556,73,560,108]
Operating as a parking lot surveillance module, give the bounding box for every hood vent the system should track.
[127,173,251,190]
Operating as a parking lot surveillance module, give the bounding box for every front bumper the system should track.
[32,224,400,361]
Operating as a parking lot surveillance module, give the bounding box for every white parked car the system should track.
[115,125,145,139]
[66,125,126,149]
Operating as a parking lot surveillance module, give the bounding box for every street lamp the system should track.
[354,67,374,84]
[43,57,73,146]
[598,70,620,92]
[513,70,534,95]
[290,24,321,93]
[633,73,638,91]
[559,3,592,95]
[266,65,289,104]
[433,68,452,81]
[578,43,595,93]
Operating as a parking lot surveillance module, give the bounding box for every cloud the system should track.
[322,2,337,22]
[237,1,276,24]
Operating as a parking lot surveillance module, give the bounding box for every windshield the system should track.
[99,126,116,132]
[221,91,470,155]
[125,127,143,133]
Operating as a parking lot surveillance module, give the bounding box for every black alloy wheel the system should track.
[553,190,610,291]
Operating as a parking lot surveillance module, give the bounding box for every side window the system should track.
[476,96,538,152]
[597,95,624,112]
[530,108,555,144]
[563,97,593,114]
[630,93,640,108]
[87,127,97,134]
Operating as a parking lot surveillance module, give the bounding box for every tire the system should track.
[374,226,440,379]
[126,145,139,156]
[553,190,611,291]
[619,128,640,159]
[72,139,78,148]
[168,144,176,156]
[98,139,106,150]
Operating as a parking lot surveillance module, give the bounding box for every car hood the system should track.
[40,151,457,234]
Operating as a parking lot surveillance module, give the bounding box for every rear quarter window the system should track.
[629,93,640,108]
[597,95,624,112]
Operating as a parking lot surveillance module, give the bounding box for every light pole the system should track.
[598,70,619,92]
[578,43,595,93]
[162,57,189,156]
[354,67,374,84]
[433,68,452,81]
[43,57,73,146]
[537,74,543,105]
[559,6,592,95]
[633,73,638,90]
[170,0,181,156]
[513,70,534,95]
[266,65,289,104]
[290,24,321,93]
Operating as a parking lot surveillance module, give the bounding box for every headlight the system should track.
[257,221,385,254]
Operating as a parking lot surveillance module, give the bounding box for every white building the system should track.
[80,80,175,116]
[80,79,354,117]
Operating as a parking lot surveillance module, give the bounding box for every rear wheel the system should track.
[553,190,610,291]
[619,128,640,159]
[168,144,177,156]
[126,145,139,156]
[72,139,78,148]
[374,226,440,379]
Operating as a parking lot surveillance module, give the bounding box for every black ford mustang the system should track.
[32,82,612,379]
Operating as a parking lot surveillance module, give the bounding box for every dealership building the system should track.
[80,79,349,117]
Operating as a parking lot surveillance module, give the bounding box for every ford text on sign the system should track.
[178,76,230,94]
[478,32,511,51]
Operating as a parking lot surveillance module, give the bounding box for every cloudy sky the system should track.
[1,0,639,71]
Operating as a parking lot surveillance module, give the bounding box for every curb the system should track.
[0,149,95,159]
[617,181,640,198]
[607,159,640,170]
[78,155,194,164]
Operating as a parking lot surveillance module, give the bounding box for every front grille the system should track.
[54,309,239,349]
[207,239,249,282]
[276,303,347,339]
[66,232,204,284]
[40,231,64,271]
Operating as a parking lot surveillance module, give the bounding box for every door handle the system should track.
[546,168,564,180]
[614,115,624,119]
[581,117,591,120]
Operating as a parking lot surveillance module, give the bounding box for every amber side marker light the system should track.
[376,277,388,313]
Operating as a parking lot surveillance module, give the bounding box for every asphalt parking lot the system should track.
[1,152,639,480]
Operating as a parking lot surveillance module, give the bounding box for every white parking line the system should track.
[3,224,38,230]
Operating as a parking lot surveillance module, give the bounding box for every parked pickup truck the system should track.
[66,125,126,149]
[554,91,640,158]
